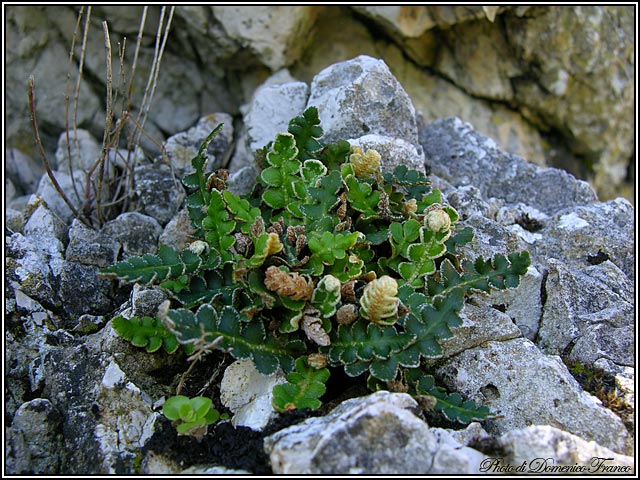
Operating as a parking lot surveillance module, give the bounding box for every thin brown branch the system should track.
[28,76,88,225]
[64,6,84,203]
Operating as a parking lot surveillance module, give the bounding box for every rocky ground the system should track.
[5,53,635,474]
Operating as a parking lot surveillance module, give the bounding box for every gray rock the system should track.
[434,337,629,454]
[35,169,87,223]
[23,202,68,247]
[420,117,598,215]
[133,163,185,226]
[265,391,486,474]
[58,261,113,319]
[95,360,161,474]
[6,207,25,233]
[227,165,260,197]
[158,207,197,252]
[211,6,319,70]
[245,81,309,153]
[6,176,17,203]
[131,284,168,318]
[504,6,634,200]
[424,300,522,365]
[532,198,635,281]
[538,259,634,367]
[6,148,43,195]
[307,55,421,149]
[496,425,634,474]
[5,399,63,474]
[39,334,112,474]
[6,230,64,308]
[180,465,253,475]
[55,128,103,173]
[66,218,120,268]
[101,212,163,257]
[442,184,502,221]
[220,359,286,431]
[348,134,424,174]
[487,265,543,341]
[163,113,234,176]
[71,314,108,335]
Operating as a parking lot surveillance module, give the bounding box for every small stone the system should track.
[5,398,63,474]
[101,212,163,258]
[220,359,286,431]
[58,261,113,319]
[308,55,421,149]
[55,129,103,173]
[133,163,186,226]
[66,218,120,268]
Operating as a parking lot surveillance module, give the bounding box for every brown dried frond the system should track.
[340,280,357,303]
[301,306,330,347]
[250,216,265,238]
[267,217,285,236]
[264,266,313,301]
[336,304,359,325]
[286,225,305,245]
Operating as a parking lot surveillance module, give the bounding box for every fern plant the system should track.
[101,106,531,424]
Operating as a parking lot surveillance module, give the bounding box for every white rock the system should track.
[348,134,424,174]
[497,425,634,474]
[435,338,629,454]
[265,391,486,474]
[211,6,318,70]
[245,81,309,153]
[307,55,420,149]
[219,359,286,431]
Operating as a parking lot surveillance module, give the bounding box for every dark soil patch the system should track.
[143,408,322,474]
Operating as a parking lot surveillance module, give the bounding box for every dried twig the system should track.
[64,6,85,204]
[28,76,88,225]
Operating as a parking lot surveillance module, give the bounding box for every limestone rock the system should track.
[158,207,197,253]
[133,163,185,226]
[434,338,629,454]
[163,113,234,177]
[532,198,635,281]
[537,259,634,367]
[307,55,420,149]
[35,170,87,224]
[348,134,424,175]
[95,360,161,474]
[220,359,286,431]
[66,218,120,268]
[264,391,486,474]
[101,212,163,258]
[504,6,634,200]
[497,425,634,474]
[245,81,309,154]
[211,6,320,70]
[5,399,63,474]
[58,261,113,319]
[6,148,44,195]
[55,129,103,173]
[420,117,598,215]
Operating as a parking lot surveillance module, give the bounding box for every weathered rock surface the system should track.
[5,399,63,474]
[6,6,634,201]
[497,425,634,474]
[220,359,286,431]
[307,55,421,150]
[434,338,629,454]
[264,391,486,474]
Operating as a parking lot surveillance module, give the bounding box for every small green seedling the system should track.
[162,395,226,437]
